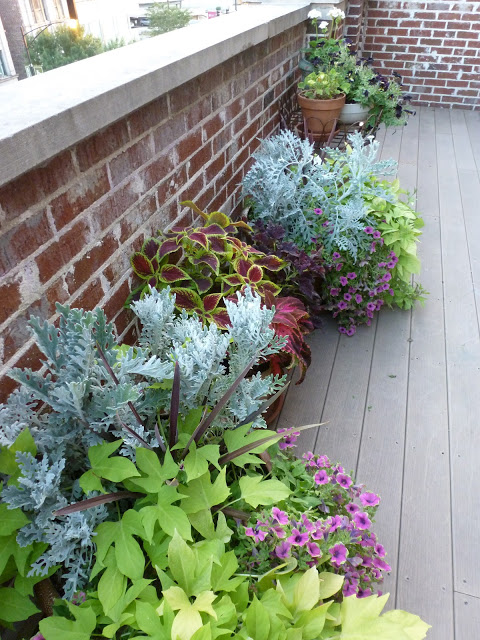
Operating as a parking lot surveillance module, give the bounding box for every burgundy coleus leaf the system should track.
[202,223,226,237]
[192,254,220,274]
[158,239,180,259]
[142,238,161,260]
[203,292,223,313]
[131,253,155,279]
[235,258,253,278]
[193,276,214,294]
[228,237,243,250]
[257,281,282,297]
[208,237,228,254]
[223,274,244,287]
[158,264,191,283]
[148,276,157,288]
[171,287,203,311]
[167,248,184,265]
[254,255,286,272]
[246,264,263,284]
[188,232,209,249]
[209,307,231,329]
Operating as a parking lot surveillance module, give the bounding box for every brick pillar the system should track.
[0,0,27,79]
[344,0,368,50]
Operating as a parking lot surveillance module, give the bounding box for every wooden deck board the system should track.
[277,107,480,638]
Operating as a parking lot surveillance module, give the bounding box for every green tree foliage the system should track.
[27,25,124,72]
[146,3,192,36]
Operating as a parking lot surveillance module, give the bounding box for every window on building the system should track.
[29,0,46,23]
[52,0,64,19]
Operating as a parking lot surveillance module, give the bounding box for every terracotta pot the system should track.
[339,102,371,125]
[297,92,346,136]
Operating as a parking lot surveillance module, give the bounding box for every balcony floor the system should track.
[276,106,480,640]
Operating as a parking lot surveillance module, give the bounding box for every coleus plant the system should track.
[128,202,285,328]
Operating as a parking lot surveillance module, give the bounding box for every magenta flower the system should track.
[360,492,380,507]
[354,512,372,530]
[338,301,348,310]
[345,502,360,515]
[383,272,392,282]
[288,528,309,546]
[314,208,323,215]
[332,252,341,260]
[311,525,324,540]
[387,261,395,269]
[302,515,315,532]
[347,272,357,280]
[344,292,352,301]
[346,326,356,336]
[339,326,347,334]
[366,302,376,311]
[375,543,386,557]
[72,591,86,605]
[373,557,391,572]
[336,263,343,271]
[336,473,353,488]
[389,288,394,296]
[339,276,348,286]
[317,455,330,467]
[327,515,343,532]
[329,542,348,566]
[303,452,314,461]
[364,226,374,234]
[322,221,329,227]
[30,635,46,640]
[272,507,289,524]
[370,242,377,252]
[275,541,292,559]
[373,230,381,239]
[343,581,357,597]
[314,469,329,485]
[357,587,372,598]
[271,525,286,538]
[378,262,386,268]
[245,527,266,543]
[307,541,322,557]
[330,288,340,296]
[355,294,363,304]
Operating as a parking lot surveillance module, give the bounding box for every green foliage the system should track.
[298,68,349,100]
[27,25,105,71]
[146,3,192,36]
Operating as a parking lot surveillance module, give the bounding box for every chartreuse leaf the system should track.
[0,503,29,536]
[245,595,270,640]
[0,428,37,476]
[141,485,192,542]
[318,571,344,600]
[168,531,196,595]
[129,448,178,493]
[164,586,217,640]
[179,468,230,514]
[239,475,290,508]
[183,443,221,481]
[40,602,96,640]
[0,534,34,576]
[103,578,152,637]
[191,624,212,640]
[134,600,165,638]
[97,549,127,615]
[294,603,332,640]
[89,439,140,483]
[211,551,244,592]
[292,567,320,615]
[188,510,232,543]
[223,424,278,468]
[381,609,431,639]
[79,469,105,494]
[0,587,40,622]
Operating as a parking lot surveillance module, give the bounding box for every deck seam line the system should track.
[314,330,340,452]
[437,108,456,639]
[454,591,480,601]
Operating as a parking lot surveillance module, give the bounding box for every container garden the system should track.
[339,101,372,125]
[297,91,346,138]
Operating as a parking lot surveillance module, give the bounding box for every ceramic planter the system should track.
[297,92,346,138]
[339,102,371,125]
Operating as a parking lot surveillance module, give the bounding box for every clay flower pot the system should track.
[297,92,346,137]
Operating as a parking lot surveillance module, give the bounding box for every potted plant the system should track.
[297,68,348,138]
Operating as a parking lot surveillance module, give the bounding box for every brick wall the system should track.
[0,24,304,400]
[357,0,480,108]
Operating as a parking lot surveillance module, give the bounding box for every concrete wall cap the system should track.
[0,3,314,188]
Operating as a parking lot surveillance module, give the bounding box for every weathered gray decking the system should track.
[277,107,480,640]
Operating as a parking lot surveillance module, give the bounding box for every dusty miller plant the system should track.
[0,287,285,597]
[243,130,397,259]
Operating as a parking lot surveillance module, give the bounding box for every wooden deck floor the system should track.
[277,107,480,640]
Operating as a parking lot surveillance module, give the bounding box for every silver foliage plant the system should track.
[0,287,285,598]
[242,130,397,259]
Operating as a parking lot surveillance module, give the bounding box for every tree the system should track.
[146,3,192,36]
[27,25,121,72]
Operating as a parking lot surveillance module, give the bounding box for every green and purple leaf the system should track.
[131,253,155,279]
[180,200,209,220]
[188,232,209,250]
[223,274,244,287]
[192,254,220,274]
[210,308,231,329]
[235,259,252,278]
[246,264,264,284]
[142,238,161,260]
[193,276,214,294]
[254,255,286,272]
[209,237,228,254]
[158,239,180,259]
[171,288,203,311]
[158,264,191,283]
[202,224,226,237]
[203,293,223,313]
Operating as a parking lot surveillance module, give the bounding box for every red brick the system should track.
[169,80,201,115]
[177,130,203,164]
[198,66,226,96]
[232,111,248,136]
[113,307,131,336]
[153,113,187,153]
[103,280,131,322]
[36,219,90,285]
[76,120,130,172]
[0,279,21,325]
[0,151,76,220]
[119,322,137,345]
[128,96,168,139]
[188,143,212,179]
[205,153,226,186]
[185,97,212,130]
[50,166,110,230]
[177,173,205,209]
[68,232,120,290]
[456,31,475,39]
[157,165,187,206]
[109,136,153,187]
[71,277,104,311]
[119,194,157,244]
[447,21,472,30]
[202,112,225,142]
[1,210,52,276]
[142,153,177,192]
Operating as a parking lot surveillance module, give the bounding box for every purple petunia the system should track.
[288,528,309,546]
[245,527,267,543]
[332,252,341,260]
[366,302,376,311]
[373,230,381,239]
[373,557,392,572]
[344,293,352,301]
[345,502,360,515]
[346,326,356,336]
[338,301,348,310]
[275,541,292,559]
[360,492,380,507]
[339,276,349,286]
[270,524,286,538]
[330,288,340,296]
[314,469,330,485]
[336,473,353,488]
[343,581,357,597]
[339,326,347,334]
[329,542,348,566]
[387,261,395,269]
[307,541,322,557]
[383,272,392,282]
[347,272,357,280]
[336,263,343,271]
[357,587,373,598]
[272,507,289,524]
[354,512,372,530]
[364,226,374,234]
[314,208,323,215]
[355,294,363,304]
[375,543,386,557]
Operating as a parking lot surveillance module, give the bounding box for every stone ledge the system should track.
[0,3,312,188]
